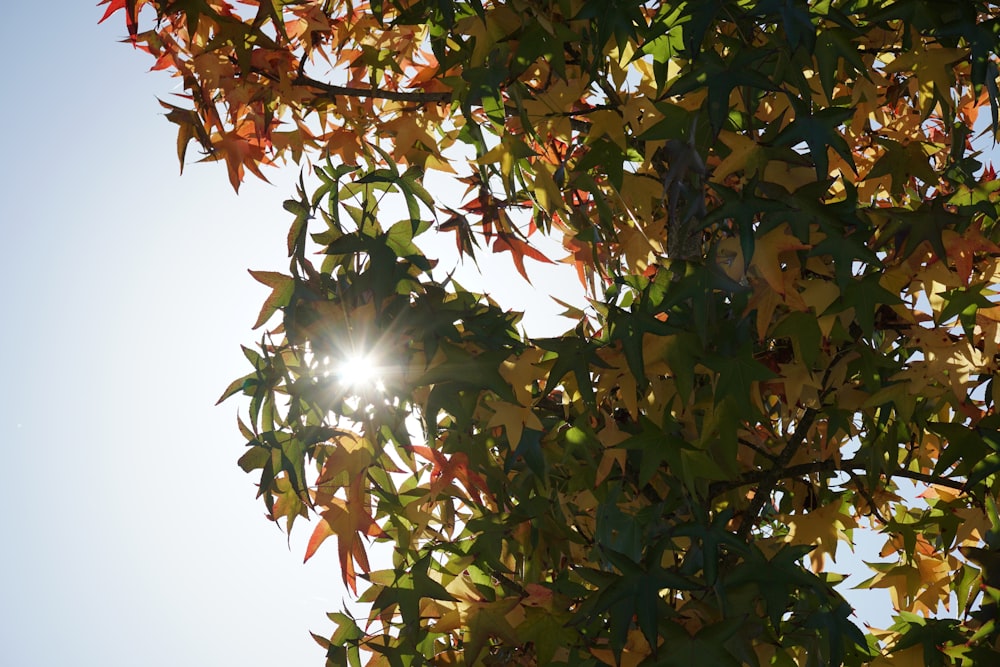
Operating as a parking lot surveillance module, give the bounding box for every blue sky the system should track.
[0,5,343,665]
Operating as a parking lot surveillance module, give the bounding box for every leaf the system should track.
[248,270,295,329]
[97,0,146,39]
[518,606,577,665]
[208,129,272,192]
[486,399,543,451]
[748,225,811,295]
[491,231,554,283]
[711,131,765,183]
[461,598,522,665]
[158,99,213,172]
[883,42,969,117]
[772,98,855,180]
[409,445,490,505]
[704,345,777,416]
[780,498,858,568]
[304,482,387,595]
[827,272,903,336]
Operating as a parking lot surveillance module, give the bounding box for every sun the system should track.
[334,353,385,393]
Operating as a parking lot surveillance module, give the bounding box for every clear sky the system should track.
[0,5,344,665]
[3,5,967,666]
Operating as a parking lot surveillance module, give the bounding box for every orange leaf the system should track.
[491,232,554,283]
[209,128,272,192]
[304,483,386,595]
[410,445,490,505]
[942,223,1000,285]
[97,0,148,40]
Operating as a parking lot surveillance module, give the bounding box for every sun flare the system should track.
[334,353,385,393]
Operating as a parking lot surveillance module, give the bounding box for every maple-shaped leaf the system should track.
[936,283,995,336]
[491,232,554,283]
[772,98,855,180]
[780,497,858,569]
[304,482,387,595]
[409,445,490,505]
[726,543,822,630]
[748,224,811,295]
[652,619,745,667]
[97,0,148,40]
[813,26,867,101]
[883,42,969,117]
[941,224,1000,286]
[438,207,480,261]
[486,399,543,451]
[537,336,609,407]
[866,138,940,198]
[460,597,522,665]
[711,131,765,183]
[248,270,295,329]
[881,199,964,262]
[518,605,578,665]
[827,272,903,336]
[158,99,213,172]
[667,49,779,133]
[704,343,778,417]
[207,127,273,192]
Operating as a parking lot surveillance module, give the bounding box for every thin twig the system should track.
[709,457,970,500]
[737,408,817,540]
[846,469,889,525]
[296,75,452,104]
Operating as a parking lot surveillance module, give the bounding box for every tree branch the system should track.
[710,457,970,503]
[296,75,452,104]
[736,408,817,540]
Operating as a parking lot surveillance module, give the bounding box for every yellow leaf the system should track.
[533,161,565,214]
[595,448,627,486]
[883,39,968,116]
[711,131,764,183]
[587,109,628,149]
[776,362,822,410]
[780,498,857,569]
[499,349,546,405]
[715,237,746,283]
[762,161,816,192]
[868,646,928,667]
[487,399,543,450]
[799,279,841,337]
[460,598,522,665]
[749,225,811,295]
[590,628,654,667]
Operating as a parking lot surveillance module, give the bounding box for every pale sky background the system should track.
[0,4,958,666]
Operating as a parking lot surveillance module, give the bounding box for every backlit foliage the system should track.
[108,0,1000,664]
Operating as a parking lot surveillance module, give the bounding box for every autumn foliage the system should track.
[107,0,1000,664]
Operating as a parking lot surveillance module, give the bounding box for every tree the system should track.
[105,0,1000,664]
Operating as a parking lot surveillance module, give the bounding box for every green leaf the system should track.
[772,98,855,180]
[248,270,296,329]
[826,273,902,336]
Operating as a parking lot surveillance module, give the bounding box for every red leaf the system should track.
[304,483,386,595]
[491,232,554,283]
[410,445,490,505]
[97,0,147,40]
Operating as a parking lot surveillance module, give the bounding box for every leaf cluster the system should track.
[109,0,1000,665]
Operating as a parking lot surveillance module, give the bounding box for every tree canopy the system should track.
[106,0,1000,664]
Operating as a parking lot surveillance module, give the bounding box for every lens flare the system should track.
[335,353,385,393]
